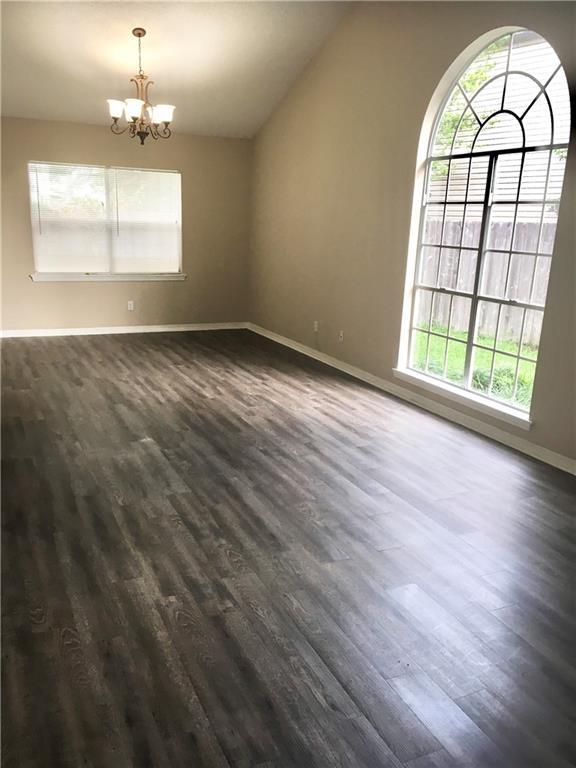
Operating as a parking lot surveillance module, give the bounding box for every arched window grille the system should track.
[406,30,570,412]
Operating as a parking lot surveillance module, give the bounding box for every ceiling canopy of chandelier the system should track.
[107,28,175,145]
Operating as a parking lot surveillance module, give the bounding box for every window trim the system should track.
[398,27,569,420]
[30,272,187,282]
[393,366,531,429]
[28,160,183,279]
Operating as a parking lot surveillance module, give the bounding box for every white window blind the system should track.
[28,162,182,275]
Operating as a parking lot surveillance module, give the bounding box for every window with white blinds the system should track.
[28,162,182,275]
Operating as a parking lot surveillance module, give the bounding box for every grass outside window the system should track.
[410,323,537,409]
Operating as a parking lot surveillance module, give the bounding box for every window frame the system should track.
[397,29,570,424]
[28,160,186,282]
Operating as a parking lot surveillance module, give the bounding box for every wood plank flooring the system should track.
[2,329,575,768]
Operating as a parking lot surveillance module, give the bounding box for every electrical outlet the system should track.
[127,300,134,311]
[313,320,319,333]
[338,330,344,342]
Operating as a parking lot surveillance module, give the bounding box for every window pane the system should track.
[114,169,181,273]
[480,251,508,299]
[442,206,464,246]
[547,150,567,201]
[438,248,459,289]
[495,305,524,355]
[472,77,504,122]
[507,253,535,302]
[521,310,543,360]
[446,340,467,384]
[427,161,449,202]
[519,152,549,201]
[433,89,467,155]
[515,359,536,410]
[423,205,444,244]
[475,301,499,347]
[512,204,542,253]
[467,156,489,201]
[410,330,428,372]
[462,205,483,247]
[509,29,560,84]
[418,246,440,286]
[460,35,510,98]
[531,256,551,305]
[475,113,523,153]
[28,162,109,272]
[491,353,517,403]
[487,205,515,251]
[447,159,470,201]
[427,334,447,375]
[503,73,540,116]
[523,93,552,146]
[449,295,471,341]
[431,292,451,333]
[547,70,570,145]
[471,346,494,394]
[452,108,477,153]
[539,204,559,254]
[456,249,478,294]
[493,153,522,201]
[413,289,432,330]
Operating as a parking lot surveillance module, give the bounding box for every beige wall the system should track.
[1,117,252,329]
[250,2,576,460]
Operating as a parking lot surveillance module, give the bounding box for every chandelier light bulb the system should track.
[153,105,176,124]
[107,99,125,119]
[125,98,144,121]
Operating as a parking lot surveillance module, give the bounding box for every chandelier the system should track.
[107,28,175,145]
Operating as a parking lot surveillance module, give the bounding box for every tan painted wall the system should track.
[250,2,576,460]
[1,117,252,329]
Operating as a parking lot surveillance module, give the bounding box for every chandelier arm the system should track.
[130,76,148,101]
[110,121,129,135]
[144,79,154,104]
[157,124,172,139]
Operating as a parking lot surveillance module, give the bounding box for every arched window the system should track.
[402,30,570,414]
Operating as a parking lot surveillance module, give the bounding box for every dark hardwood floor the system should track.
[2,329,575,768]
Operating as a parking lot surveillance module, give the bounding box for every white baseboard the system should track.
[0,322,247,338]
[246,322,576,477]
[2,319,573,475]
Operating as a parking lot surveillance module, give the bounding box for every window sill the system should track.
[30,272,187,282]
[393,367,532,430]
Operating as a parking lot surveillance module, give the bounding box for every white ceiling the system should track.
[1,2,347,138]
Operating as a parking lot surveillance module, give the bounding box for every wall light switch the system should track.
[127,300,134,311]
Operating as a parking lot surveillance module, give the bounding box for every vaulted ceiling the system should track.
[1,2,347,138]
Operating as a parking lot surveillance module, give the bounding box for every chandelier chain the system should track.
[138,36,143,75]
